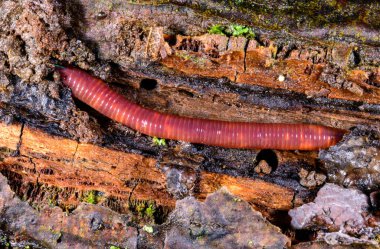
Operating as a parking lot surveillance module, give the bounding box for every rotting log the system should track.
[162,35,380,104]
[0,122,298,214]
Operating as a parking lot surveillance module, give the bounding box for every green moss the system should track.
[109,246,121,249]
[152,136,166,146]
[212,0,380,35]
[47,192,59,207]
[229,24,255,38]
[135,202,156,219]
[129,199,158,224]
[145,203,156,219]
[84,191,98,204]
[208,24,255,39]
[208,24,225,35]
[176,51,191,60]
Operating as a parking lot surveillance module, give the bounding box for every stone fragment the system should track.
[165,188,289,249]
[0,173,138,248]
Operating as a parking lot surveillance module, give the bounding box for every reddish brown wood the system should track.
[0,123,302,212]
[58,67,346,150]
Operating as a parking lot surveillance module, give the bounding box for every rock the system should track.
[0,173,138,248]
[289,183,368,232]
[289,183,380,245]
[298,168,326,188]
[254,160,272,175]
[292,239,379,249]
[319,127,380,192]
[164,188,290,249]
[163,167,197,199]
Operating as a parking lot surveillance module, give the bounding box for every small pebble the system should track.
[254,160,272,175]
[278,74,285,82]
[95,11,107,20]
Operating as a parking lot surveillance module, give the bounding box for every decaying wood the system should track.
[0,122,297,213]
[0,122,21,151]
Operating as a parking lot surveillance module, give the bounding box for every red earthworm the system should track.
[57,66,346,150]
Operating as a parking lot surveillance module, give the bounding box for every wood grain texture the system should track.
[58,67,346,150]
[0,123,301,211]
[0,123,22,151]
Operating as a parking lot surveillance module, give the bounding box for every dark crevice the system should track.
[243,38,249,72]
[293,229,317,245]
[256,149,278,172]
[233,71,238,83]
[225,36,230,51]
[352,49,361,66]
[368,72,380,88]
[15,35,27,57]
[140,78,158,90]
[177,38,204,52]
[178,89,195,98]
[13,122,25,157]
[165,34,177,46]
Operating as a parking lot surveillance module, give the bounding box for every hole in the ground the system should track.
[45,71,55,81]
[255,149,278,172]
[164,34,177,46]
[352,49,361,66]
[140,78,158,90]
[293,229,317,244]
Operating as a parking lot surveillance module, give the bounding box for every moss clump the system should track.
[129,200,158,223]
[136,202,156,220]
[230,24,255,38]
[208,24,225,35]
[208,24,255,39]
[145,203,156,219]
[84,191,98,204]
[152,136,166,146]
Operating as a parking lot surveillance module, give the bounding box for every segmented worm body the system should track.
[58,67,346,150]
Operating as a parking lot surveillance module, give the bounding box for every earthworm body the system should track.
[58,67,346,150]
